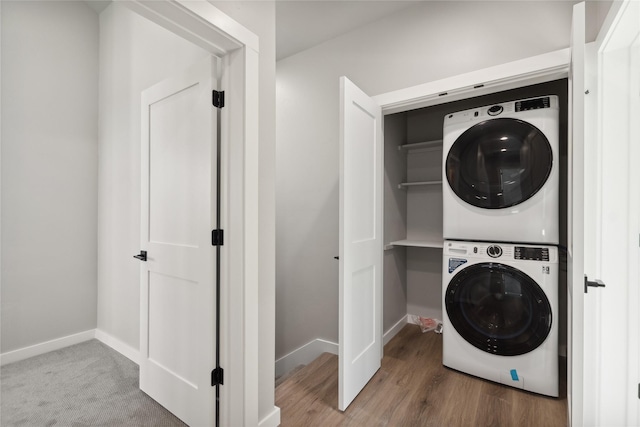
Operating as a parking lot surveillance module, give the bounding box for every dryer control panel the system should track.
[515,96,551,112]
[442,95,559,128]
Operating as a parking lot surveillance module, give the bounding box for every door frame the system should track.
[373,48,569,115]
[125,1,261,425]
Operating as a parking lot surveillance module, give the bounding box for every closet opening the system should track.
[381,77,569,385]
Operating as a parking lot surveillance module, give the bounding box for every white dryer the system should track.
[442,96,559,245]
[442,240,559,397]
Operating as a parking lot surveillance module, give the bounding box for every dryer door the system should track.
[445,118,553,209]
[445,262,552,356]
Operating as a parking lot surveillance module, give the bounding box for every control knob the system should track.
[487,105,503,116]
[487,245,503,258]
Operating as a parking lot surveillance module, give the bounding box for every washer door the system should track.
[445,118,553,209]
[445,262,552,356]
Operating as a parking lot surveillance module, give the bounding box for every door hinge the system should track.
[212,367,224,386]
[212,229,224,246]
[212,90,225,108]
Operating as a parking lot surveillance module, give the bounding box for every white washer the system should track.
[442,96,559,245]
[442,240,559,397]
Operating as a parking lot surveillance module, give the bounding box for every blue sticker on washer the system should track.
[510,369,519,381]
[448,258,467,273]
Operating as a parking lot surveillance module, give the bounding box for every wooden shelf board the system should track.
[398,139,443,151]
[398,180,442,188]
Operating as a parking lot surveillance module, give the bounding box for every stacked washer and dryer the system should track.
[441,96,560,397]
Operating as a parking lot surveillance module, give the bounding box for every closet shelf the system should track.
[398,180,442,189]
[398,139,443,151]
[389,239,444,249]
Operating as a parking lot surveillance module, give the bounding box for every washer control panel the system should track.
[444,241,558,263]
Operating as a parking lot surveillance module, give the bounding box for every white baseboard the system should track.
[258,406,281,427]
[275,338,338,378]
[277,317,415,378]
[94,329,140,365]
[276,317,415,379]
[383,315,409,345]
[0,329,96,366]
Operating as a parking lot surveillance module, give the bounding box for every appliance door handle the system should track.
[133,250,147,262]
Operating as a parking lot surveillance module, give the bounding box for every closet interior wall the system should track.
[382,79,569,353]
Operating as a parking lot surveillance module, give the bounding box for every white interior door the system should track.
[567,2,589,426]
[631,25,640,426]
[594,1,640,424]
[138,56,217,427]
[338,76,383,411]
[570,2,640,425]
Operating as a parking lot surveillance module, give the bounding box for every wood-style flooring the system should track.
[275,324,567,426]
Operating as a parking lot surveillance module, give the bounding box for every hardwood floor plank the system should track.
[276,324,567,426]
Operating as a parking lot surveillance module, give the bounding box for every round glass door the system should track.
[445,263,552,356]
[445,118,553,209]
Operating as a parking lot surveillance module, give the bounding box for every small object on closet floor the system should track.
[415,316,442,333]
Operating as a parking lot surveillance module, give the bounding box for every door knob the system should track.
[133,250,147,262]
[584,275,605,293]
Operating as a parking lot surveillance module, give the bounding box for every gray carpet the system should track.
[1,340,187,426]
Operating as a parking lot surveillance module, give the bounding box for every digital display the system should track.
[514,246,549,261]
[515,97,550,112]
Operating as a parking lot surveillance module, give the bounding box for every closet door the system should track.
[585,1,640,424]
[567,2,591,426]
[338,76,383,411]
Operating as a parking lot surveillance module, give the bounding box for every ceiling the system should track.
[85,0,111,14]
[276,1,416,60]
[84,0,417,60]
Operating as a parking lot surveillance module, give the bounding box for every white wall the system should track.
[1,1,98,353]
[97,2,210,350]
[275,0,581,360]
